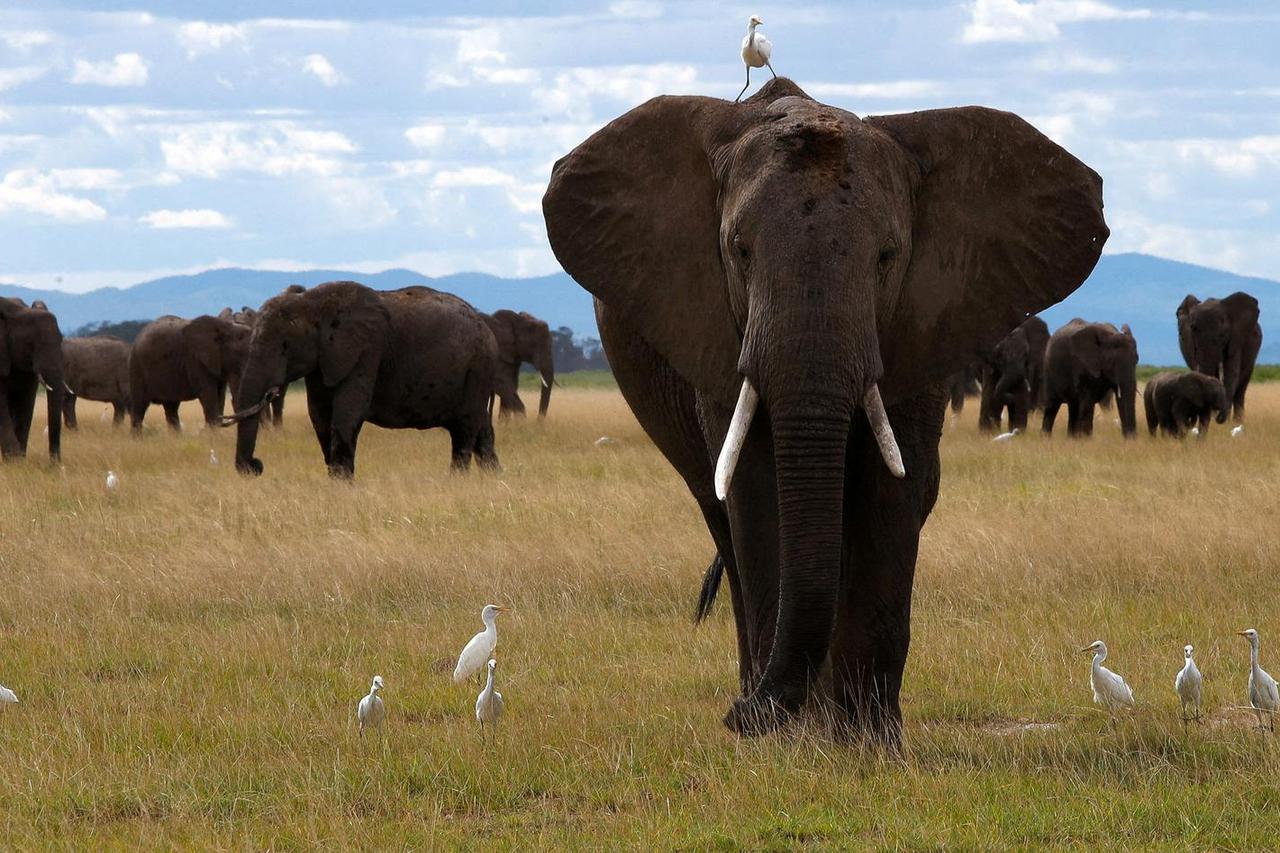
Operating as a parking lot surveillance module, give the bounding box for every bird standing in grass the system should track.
[357,675,385,735]
[209,448,219,466]
[1175,644,1202,722]
[1081,640,1135,711]
[454,604,510,683]
[475,658,504,733]
[1237,628,1278,731]
[992,427,1020,442]
[0,684,17,705]
[736,14,774,102]
[105,470,119,491]
[1232,425,1244,438]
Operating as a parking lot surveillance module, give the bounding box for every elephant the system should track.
[129,315,251,432]
[1042,320,1137,437]
[1143,370,1229,438]
[542,77,1108,743]
[977,316,1049,433]
[944,364,980,419]
[220,303,288,426]
[1177,292,1262,422]
[482,309,554,417]
[62,336,131,427]
[0,297,66,461]
[224,281,500,479]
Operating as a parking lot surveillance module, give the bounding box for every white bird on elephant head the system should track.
[1081,640,1135,712]
[736,14,775,102]
[454,604,510,683]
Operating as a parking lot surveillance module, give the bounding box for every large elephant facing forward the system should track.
[978,316,1049,433]
[482,309,554,417]
[129,315,250,432]
[543,78,1107,743]
[225,281,499,478]
[1042,319,1137,437]
[0,297,66,461]
[1177,292,1261,422]
[63,336,131,428]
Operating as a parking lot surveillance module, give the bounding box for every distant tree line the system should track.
[72,319,612,372]
[70,319,151,343]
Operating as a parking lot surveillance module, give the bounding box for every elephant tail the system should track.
[693,552,724,624]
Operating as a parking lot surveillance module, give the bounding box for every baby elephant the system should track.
[1143,371,1229,438]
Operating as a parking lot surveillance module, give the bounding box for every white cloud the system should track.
[0,31,53,52]
[1172,136,1280,177]
[159,121,357,178]
[69,53,149,87]
[431,166,516,188]
[456,28,507,65]
[0,65,47,91]
[176,22,246,58]
[806,80,945,99]
[534,64,698,120]
[140,208,233,229]
[1031,50,1119,74]
[609,1,663,18]
[962,0,1151,44]
[302,54,346,87]
[0,170,107,222]
[405,123,447,149]
[44,169,124,190]
[250,18,351,32]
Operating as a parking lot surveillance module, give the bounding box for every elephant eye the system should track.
[877,245,898,277]
[732,233,750,265]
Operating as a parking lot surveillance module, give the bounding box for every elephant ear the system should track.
[1177,295,1199,367]
[318,285,390,386]
[1069,324,1104,378]
[182,317,224,380]
[866,107,1108,395]
[543,95,750,406]
[0,317,9,376]
[1223,291,1260,333]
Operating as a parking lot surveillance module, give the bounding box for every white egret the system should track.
[1175,644,1202,722]
[105,470,119,491]
[1190,426,1200,436]
[209,448,219,466]
[475,658,504,732]
[356,675,385,735]
[1081,640,1135,711]
[736,14,774,102]
[1238,628,1278,731]
[594,436,617,448]
[0,684,16,704]
[992,427,1020,443]
[1232,425,1244,438]
[454,604,510,683]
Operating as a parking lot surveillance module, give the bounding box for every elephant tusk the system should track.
[714,379,759,501]
[218,386,281,427]
[539,372,550,389]
[863,385,906,479]
[36,374,53,392]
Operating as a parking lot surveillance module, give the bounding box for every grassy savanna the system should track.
[2,379,1280,848]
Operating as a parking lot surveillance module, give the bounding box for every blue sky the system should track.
[1,0,1278,292]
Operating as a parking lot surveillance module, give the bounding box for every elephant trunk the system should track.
[1116,376,1137,437]
[230,357,282,476]
[35,349,64,462]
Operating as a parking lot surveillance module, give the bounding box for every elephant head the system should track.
[0,298,65,460]
[492,309,555,416]
[544,79,1107,730]
[225,282,389,475]
[182,316,251,398]
[1177,292,1261,395]
[1072,321,1138,434]
[991,327,1032,399]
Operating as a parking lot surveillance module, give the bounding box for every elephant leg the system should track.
[11,378,36,452]
[0,390,22,459]
[473,418,501,472]
[63,393,78,430]
[1232,377,1250,423]
[832,389,943,747]
[1008,396,1029,432]
[197,384,223,428]
[112,401,127,426]
[1076,401,1096,436]
[1065,398,1080,435]
[162,402,182,432]
[448,423,478,471]
[326,382,373,478]
[1171,398,1197,438]
[305,375,334,467]
[1041,398,1062,435]
[270,389,285,427]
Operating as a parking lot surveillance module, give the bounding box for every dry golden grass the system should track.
[2,380,1280,848]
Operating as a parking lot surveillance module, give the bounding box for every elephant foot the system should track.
[236,457,264,476]
[723,687,801,737]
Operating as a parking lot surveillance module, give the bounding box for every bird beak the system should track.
[1078,645,1094,653]
[1237,631,1249,637]
[497,606,512,613]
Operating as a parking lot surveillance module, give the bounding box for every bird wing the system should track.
[453,632,490,683]
[1264,670,1280,709]
[0,684,16,703]
[756,33,772,62]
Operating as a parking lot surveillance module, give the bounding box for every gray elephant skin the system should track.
[227,281,500,479]
[62,336,131,427]
[944,363,980,418]
[0,297,66,461]
[219,295,296,426]
[1143,371,1228,438]
[979,316,1049,432]
[129,314,250,432]
[1042,319,1137,437]
[542,78,1108,743]
[483,309,554,418]
[1177,292,1261,422]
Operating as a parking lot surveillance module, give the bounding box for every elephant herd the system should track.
[0,287,556,475]
[949,290,1261,440]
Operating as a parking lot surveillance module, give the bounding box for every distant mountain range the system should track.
[2,253,1277,365]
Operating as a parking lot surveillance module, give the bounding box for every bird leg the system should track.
[736,67,750,102]
[767,61,776,79]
